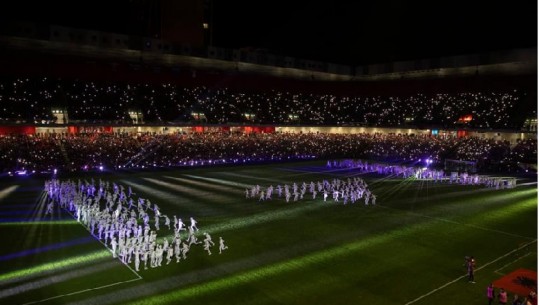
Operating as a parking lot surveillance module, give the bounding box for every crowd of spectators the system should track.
[0,132,535,174]
[0,77,529,129]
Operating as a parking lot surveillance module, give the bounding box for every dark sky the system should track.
[212,0,537,65]
[0,1,536,65]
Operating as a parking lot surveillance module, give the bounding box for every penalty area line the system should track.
[62,209,142,280]
[404,239,537,305]
[494,251,534,275]
[377,204,535,240]
[19,207,143,305]
[21,277,143,305]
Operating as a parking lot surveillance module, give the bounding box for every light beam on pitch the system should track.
[129,222,430,305]
[162,202,329,240]
[0,261,118,298]
[0,185,20,202]
[179,174,251,189]
[0,250,111,285]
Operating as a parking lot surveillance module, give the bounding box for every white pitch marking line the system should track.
[20,194,145,305]
[63,208,142,279]
[494,251,534,275]
[404,239,537,305]
[377,204,535,240]
[21,277,143,305]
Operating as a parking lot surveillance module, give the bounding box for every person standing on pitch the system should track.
[163,215,171,230]
[181,242,189,259]
[176,217,185,233]
[166,245,174,265]
[111,237,118,258]
[219,237,228,254]
[498,288,508,305]
[512,294,522,305]
[487,283,494,305]
[134,248,141,271]
[187,227,201,246]
[189,217,198,231]
[203,232,215,255]
[175,241,182,263]
[467,256,476,283]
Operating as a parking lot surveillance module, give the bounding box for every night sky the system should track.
[0,0,536,65]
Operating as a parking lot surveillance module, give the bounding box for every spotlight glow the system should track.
[0,220,78,226]
[0,250,111,283]
[129,225,415,305]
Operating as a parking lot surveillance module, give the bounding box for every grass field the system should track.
[0,160,536,305]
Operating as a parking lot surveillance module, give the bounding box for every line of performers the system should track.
[327,159,517,189]
[246,177,376,206]
[44,178,228,272]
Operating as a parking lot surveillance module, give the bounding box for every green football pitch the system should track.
[0,160,536,305]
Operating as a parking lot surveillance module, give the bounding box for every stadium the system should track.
[0,1,537,305]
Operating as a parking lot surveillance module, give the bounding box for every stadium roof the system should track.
[0,1,536,66]
[212,1,537,65]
